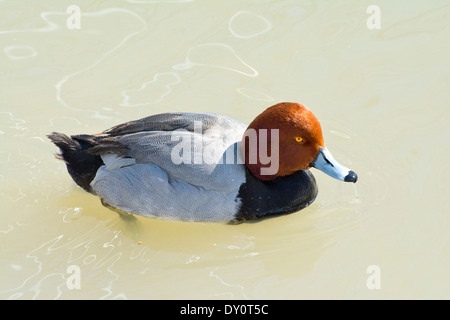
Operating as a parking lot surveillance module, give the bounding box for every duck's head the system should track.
[242,102,358,182]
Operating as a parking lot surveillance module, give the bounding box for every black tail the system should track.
[47,132,103,193]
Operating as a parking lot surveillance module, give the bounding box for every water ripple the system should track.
[54,8,148,110]
[120,72,181,106]
[228,10,272,39]
[4,45,37,60]
[172,43,258,77]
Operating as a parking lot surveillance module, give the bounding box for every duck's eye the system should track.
[295,137,304,143]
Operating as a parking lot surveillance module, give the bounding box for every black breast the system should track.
[234,169,318,221]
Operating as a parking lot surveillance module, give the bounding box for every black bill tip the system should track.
[344,170,358,183]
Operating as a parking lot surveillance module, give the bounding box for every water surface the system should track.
[1,0,449,299]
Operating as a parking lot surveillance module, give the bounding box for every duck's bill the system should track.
[309,147,358,183]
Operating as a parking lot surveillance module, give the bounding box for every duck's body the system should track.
[49,103,356,222]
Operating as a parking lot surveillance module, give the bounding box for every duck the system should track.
[48,102,357,222]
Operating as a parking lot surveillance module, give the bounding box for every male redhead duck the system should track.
[48,102,357,222]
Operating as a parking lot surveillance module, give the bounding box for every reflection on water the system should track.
[1,0,449,299]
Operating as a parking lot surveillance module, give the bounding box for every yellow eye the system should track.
[295,137,304,143]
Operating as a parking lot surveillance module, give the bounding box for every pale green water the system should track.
[1,0,449,299]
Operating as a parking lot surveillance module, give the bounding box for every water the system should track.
[1,0,449,300]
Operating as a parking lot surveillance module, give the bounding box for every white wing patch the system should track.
[100,154,136,170]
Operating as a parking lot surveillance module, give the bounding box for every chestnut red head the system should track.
[241,102,357,183]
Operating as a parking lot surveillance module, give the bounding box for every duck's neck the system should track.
[245,162,278,181]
